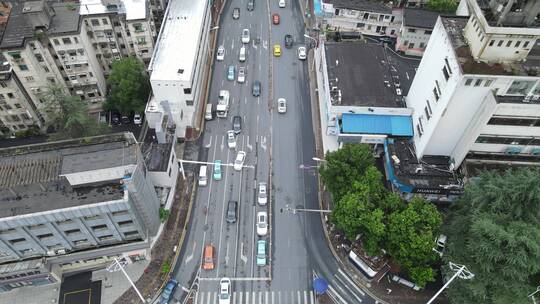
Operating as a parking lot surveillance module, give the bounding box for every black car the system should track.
[226,201,238,223]
[111,112,120,125]
[247,0,254,11]
[232,115,242,134]
[232,7,240,19]
[252,80,261,97]
[121,115,130,124]
[284,34,293,48]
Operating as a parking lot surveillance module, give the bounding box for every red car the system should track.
[272,13,280,25]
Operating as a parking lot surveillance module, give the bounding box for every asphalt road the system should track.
[170,0,378,303]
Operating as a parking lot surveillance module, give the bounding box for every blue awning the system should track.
[341,113,413,137]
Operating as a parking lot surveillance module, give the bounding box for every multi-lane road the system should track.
[171,0,377,303]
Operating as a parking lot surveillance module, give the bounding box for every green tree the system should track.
[319,144,376,201]
[386,196,442,287]
[426,0,458,13]
[443,169,540,304]
[43,85,108,140]
[105,57,150,115]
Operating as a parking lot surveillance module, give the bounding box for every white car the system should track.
[227,130,236,149]
[257,182,267,205]
[217,45,225,61]
[434,234,447,257]
[237,67,246,83]
[218,278,231,304]
[277,98,287,113]
[133,114,142,125]
[233,151,246,171]
[257,211,268,236]
[297,46,307,60]
[241,29,250,44]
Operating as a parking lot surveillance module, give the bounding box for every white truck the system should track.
[216,90,230,118]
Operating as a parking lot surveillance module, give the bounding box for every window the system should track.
[465,78,473,86]
[91,19,100,26]
[64,229,81,235]
[7,93,14,98]
[11,115,20,122]
[507,80,535,95]
[124,231,139,237]
[186,100,194,106]
[9,238,26,244]
[73,37,78,43]
[98,235,114,241]
[53,39,60,45]
[112,210,129,216]
[68,51,77,56]
[408,28,416,33]
[474,79,482,87]
[19,64,28,71]
[25,76,34,82]
[183,88,192,94]
[433,88,439,101]
[42,66,50,73]
[408,43,415,49]
[488,117,540,127]
[497,40,503,47]
[424,107,431,120]
[524,41,530,48]
[14,103,21,109]
[403,40,409,47]
[133,23,143,32]
[73,239,88,246]
[0,82,6,88]
[489,40,495,46]
[425,30,432,35]
[137,37,146,45]
[484,79,493,87]
[416,124,423,137]
[515,41,521,47]
[91,224,108,230]
[34,54,44,62]
[20,114,30,120]
[84,215,101,221]
[37,233,53,240]
[118,220,133,226]
[442,66,450,81]
[419,42,425,48]
[62,38,72,44]
[426,100,432,115]
[4,105,11,110]
[27,224,45,230]
[102,18,108,25]
[435,80,441,95]
[506,40,512,47]
[56,219,73,225]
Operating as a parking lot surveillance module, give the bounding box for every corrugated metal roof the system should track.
[341,113,413,136]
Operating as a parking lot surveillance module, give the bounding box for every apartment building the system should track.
[321,0,402,38]
[146,0,212,138]
[0,132,165,292]
[0,0,156,137]
[406,0,540,169]
[396,8,438,56]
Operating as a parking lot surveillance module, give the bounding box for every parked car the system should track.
[237,66,246,83]
[272,13,280,25]
[257,182,267,205]
[279,0,286,8]
[232,115,242,134]
[252,80,261,97]
[159,279,178,304]
[232,7,240,19]
[226,201,238,223]
[256,240,267,266]
[227,65,235,81]
[111,112,120,125]
[219,278,232,304]
[241,29,250,44]
[284,34,293,48]
[121,115,130,124]
[434,234,447,257]
[213,160,222,180]
[273,44,281,57]
[217,45,225,61]
[277,98,286,113]
[257,211,268,236]
[133,113,142,125]
[233,151,246,171]
[227,130,236,149]
[297,46,307,60]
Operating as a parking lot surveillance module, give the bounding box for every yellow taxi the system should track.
[273,44,282,57]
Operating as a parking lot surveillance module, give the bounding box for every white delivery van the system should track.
[239,46,246,62]
[205,103,213,120]
[198,165,208,186]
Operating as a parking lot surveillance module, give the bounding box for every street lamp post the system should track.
[282,204,331,214]
[107,258,146,303]
[426,262,474,304]
[529,286,540,304]
[304,34,318,48]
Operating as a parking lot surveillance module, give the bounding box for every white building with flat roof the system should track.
[406,0,540,169]
[146,0,212,138]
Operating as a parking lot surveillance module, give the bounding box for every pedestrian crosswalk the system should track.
[195,290,316,304]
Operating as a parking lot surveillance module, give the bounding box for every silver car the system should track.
[237,67,246,83]
[257,182,267,205]
[277,98,286,113]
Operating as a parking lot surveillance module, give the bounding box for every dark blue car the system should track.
[160,279,178,304]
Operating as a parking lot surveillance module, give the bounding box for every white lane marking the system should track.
[310,290,315,303]
[261,136,267,151]
[271,291,274,304]
[334,274,363,303]
[184,241,196,264]
[257,96,260,105]
[337,268,366,296]
[259,291,262,303]
[232,291,236,304]
[297,290,301,303]
[240,242,248,263]
[259,63,261,71]
[246,135,252,151]
[220,134,224,151]
[206,291,210,304]
[238,291,243,304]
[252,291,256,304]
[244,96,247,104]
[304,290,307,303]
[205,135,212,148]
[225,241,230,265]
[231,39,234,50]
[328,285,348,304]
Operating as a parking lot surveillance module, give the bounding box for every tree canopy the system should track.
[319,144,442,287]
[443,168,540,304]
[43,85,108,140]
[105,57,150,115]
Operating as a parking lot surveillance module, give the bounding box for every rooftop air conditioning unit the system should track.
[56,249,66,255]
[46,250,56,256]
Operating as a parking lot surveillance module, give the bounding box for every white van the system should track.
[239,46,246,62]
[205,103,213,120]
[279,0,285,8]
[198,165,208,186]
